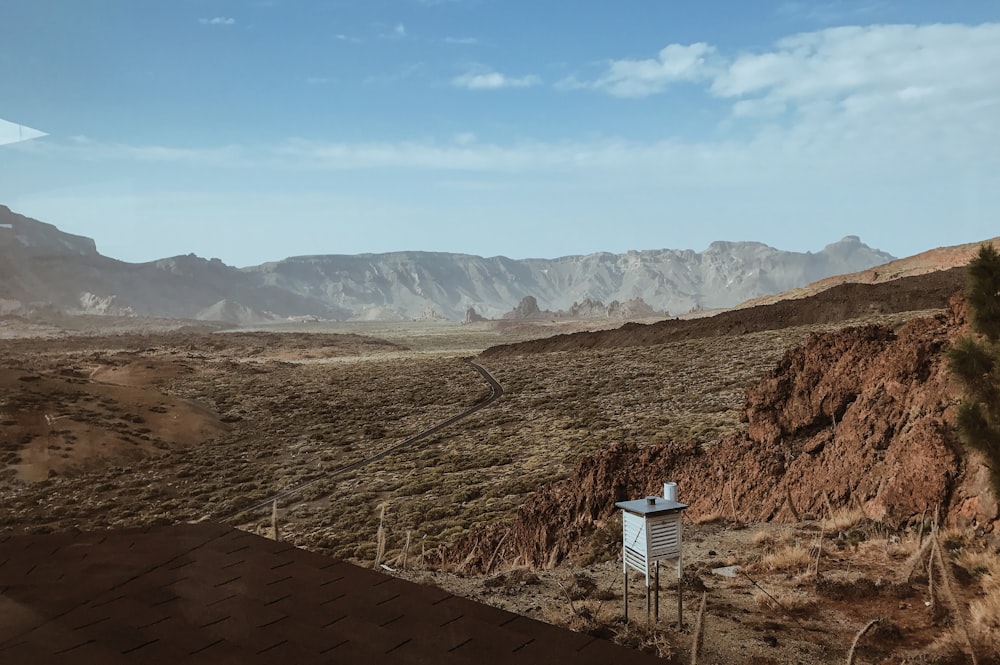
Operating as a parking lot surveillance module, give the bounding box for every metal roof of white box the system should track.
[615,496,688,517]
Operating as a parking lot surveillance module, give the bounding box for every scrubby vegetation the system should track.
[949,243,1000,495]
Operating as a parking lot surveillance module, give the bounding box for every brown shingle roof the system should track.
[0,523,664,663]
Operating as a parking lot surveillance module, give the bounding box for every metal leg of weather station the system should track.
[623,567,628,622]
[646,580,651,627]
[654,562,660,622]
[677,558,684,629]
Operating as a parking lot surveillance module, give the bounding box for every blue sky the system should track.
[1,0,999,266]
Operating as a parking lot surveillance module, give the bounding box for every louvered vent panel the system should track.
[623,513,645,548]
[624,547,645,572]
[649,516,681,558]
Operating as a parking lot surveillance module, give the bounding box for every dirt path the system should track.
[217,359,503,523]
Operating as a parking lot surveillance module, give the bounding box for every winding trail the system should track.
[218,359,502,523]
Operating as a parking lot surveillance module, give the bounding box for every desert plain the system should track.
[1,270,998,664]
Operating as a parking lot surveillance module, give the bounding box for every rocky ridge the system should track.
[491,296,667,322]
[247,237,894,320]
[1,205,895,322]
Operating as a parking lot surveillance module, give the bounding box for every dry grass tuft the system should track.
[752,590,815,615]
[955,549,996,575]
[754,544,813,573]
[691,510,726,525]
[967,572,1000,660]
[937,526,968,552]
[822,507,866,532]
[613,621,674,660]
[876,533,920,559]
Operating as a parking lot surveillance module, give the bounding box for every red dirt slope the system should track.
[447,299,997,572]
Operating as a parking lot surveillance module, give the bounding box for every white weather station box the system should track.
[615,482,688,585]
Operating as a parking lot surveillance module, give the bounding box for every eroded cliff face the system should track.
[444,299,998,572]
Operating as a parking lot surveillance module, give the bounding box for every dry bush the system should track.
[956,549,997,579]
[753,544,813,573]
[938,526,970,553]
[926,633,975,665]
[854,532,918,563]
[822,507,866,532]
[504,567,542,587]
[752,590,815,615]
[752,529,777,547]
[752,528,793,549]
[690,510,725,525]
[967,572,1000,660]
[613,621,674,660]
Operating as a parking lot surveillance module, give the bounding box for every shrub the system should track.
[948,243,1000,496]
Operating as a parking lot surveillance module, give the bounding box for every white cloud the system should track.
[452,67,541,90]
[578,22,1000,126]
[444,36,478,45]
[569,22,1000,172]
[705,23,1000,165]
[591,43,717,98]
[198,17,236,26]
[711,23,1000,107]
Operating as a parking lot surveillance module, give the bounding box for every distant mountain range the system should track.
[0,204,896,323]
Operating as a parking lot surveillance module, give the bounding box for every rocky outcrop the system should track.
[77,292,134,317]
[565,298,607,318]
[606,298,663,319]
[497,295,668,322]
[420,307,447,321]
[444,299,997,572]
[463,307,487,324]
[503,296,543,320]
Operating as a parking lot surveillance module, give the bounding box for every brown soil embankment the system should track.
[447,299,998,572]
